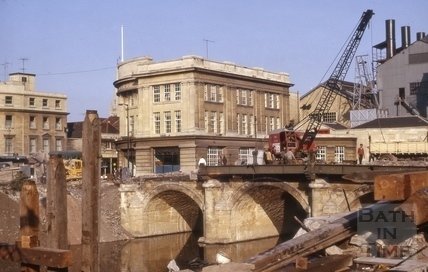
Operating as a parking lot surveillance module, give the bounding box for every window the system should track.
[164,111,171,133]
[43,138,50,153]
[43,117,49,129]
[399,87,405,99]
[410,82,419,95]
[175,110,181,132]
[241,114,248,135]
[55,139,63,151]
[276,95,280,109]
[248,91,253,106]
[207,147,222,166]
[30,116,36,129]
[42,99,48,108]
[335,146,345,163]
[250,115,255,135]
[237,114,241,134]
[5,96,12,106]
[154,112,160,134]
[204,111,209,133]
[5,115,12,129]
[322,112,337,123]
[205,84,222,102]
[264,93,275,108]
[29,97,35,107]
[30,138,37,154]
[316,146,327,162]
[164,84,171,101]
[55,100,61,109]
[153,86,160,102]
[239,148,255,165]
[174,83,181,101]
[211,111,217,133]
[237,89,251,106]
[5,138,13,154]
[55,117,62,130]
[270,117,275,131]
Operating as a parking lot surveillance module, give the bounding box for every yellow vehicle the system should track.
[64,159,83,181]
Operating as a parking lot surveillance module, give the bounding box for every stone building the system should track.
[113,55,293,175]
[0,73,68,158]
[66,115,120,175]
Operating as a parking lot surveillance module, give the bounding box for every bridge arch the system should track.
[140,183,204,237]
[338,185,374,212]
[229,180,309,242]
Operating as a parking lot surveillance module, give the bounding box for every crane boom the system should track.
[299,9,374,151]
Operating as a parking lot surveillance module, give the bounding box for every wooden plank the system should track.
[245,202,393,272]
[47,155,68,250]
[81,110,101,272]
[19,180,40,272]
[374,171,428,201]
[399,187,428,225]
[0,244,72,268]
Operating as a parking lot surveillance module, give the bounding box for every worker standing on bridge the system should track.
[284,149,296,164]
[357,144,365,164]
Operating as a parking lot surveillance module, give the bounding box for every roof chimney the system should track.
[416,32,426,41]
[386,19,396,59]
[401,26,411,49]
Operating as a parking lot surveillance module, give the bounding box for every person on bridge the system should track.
[357,144,365,164]
[284,149,296,164]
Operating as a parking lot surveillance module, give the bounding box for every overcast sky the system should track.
[1,0,427,121]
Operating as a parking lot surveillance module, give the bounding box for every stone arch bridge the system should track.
[119,164,423,244]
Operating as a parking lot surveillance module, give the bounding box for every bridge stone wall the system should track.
[119,175,373,244]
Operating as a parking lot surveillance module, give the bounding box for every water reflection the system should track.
[66,233,286,271]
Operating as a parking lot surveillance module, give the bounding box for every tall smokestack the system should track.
[401,26,411,49]
[386,19,396,59]
[416,32,426,41]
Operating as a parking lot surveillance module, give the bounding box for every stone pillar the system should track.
[119,184,142,236]
[201,179,232,244]
[308,178,331,217]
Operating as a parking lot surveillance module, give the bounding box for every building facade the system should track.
[113,56,293,175]
[0,73,68,158]
[377,38,428,117]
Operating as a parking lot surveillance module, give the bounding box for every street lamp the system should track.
[118,103,131,175]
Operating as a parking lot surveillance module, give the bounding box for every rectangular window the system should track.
[174,83,181,101]
[55,100,61,109]
[5,138,13,154]
[242,114,248,135]
[30,116,36,129]
[205,84,222,102]
[29,97,35,107]
[175,110,181,132]
[211,111,217,133]
[335,146,345,163]
[237,114,241,134]
[5,115,12,129]
[55,139,63,151]
[316,146,327,162]
[250,115,254,135]
[42,99,48,108]
[5,96,12,105]
[241,90,247,105]
[270,117,275,131]
[248,91,253,106]
[218,87,223,102]
[276,94,280,109]
[30,138,37,154]
[322,112,337,123]
[410,82,420,95]
[207,147,222,166]
[43,138,49,153]
[154,112,160,134]
[276,117,281,129]
[55,117,62,130]
[153,85,160,102]
[239,148,255,165]
[210,85,217,102]
[43,117,49,129]
[164,111,171,133]
[164,84,171,101]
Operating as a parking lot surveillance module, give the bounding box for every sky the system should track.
[1,0,427,121]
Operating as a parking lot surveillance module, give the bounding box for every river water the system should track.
[75,232,287,272]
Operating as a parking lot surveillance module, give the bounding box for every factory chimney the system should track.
[386,19,396,59]
[416,32,426,41]
[401,26,411,49]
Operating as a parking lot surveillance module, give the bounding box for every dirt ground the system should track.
[0,172,130,246]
